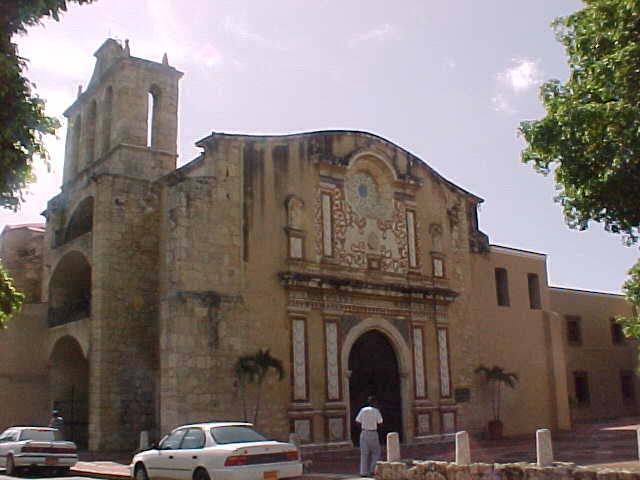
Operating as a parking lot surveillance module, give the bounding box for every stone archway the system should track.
[48,251,91,327]
[49,335,89,448]
[348,330,402,444]
[341,318,413,445]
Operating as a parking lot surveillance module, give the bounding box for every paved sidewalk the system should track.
[70,417,640,479]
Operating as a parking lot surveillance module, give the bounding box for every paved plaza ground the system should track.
[68,417,640,479]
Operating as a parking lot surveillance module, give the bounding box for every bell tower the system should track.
[62,38,183,184]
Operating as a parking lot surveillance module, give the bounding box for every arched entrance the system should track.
[49,335,89,448]
[349,330,403,444]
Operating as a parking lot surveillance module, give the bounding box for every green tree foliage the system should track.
[0,1,92,327]
[234,349,285,425]
[519,0,640,331]
[0,264,24,328]
[617,259,640,337]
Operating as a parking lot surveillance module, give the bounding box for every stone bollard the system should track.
[455,431,471,465]
[637,428,640,460]
[536,429,554,467]
[289,432,301,448]
[387,432,401,462]
[139,430,149,451]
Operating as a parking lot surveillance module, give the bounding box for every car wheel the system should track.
[193,467,211,480]
[134,463,149,480]
[57,467,71,476]
[5,455,16,476]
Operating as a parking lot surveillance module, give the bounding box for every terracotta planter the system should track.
[487,419,503,439]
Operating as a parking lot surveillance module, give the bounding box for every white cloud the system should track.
[17,34,94,81]
[144,0,226,68]
[223,15,285,51]
[491,58,542,114]
[497,58,541,92]
[350,24,394,46]
[491,93,516,114]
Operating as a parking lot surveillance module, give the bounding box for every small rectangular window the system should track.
[611,318,625,345]
[527,273,541,309]
[495,268,510,306]
[573,371,590,405]
[621,371,635,404]
[566,316,582,346]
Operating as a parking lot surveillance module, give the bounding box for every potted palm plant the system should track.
[475,365,518,439]
[234,349,285,425]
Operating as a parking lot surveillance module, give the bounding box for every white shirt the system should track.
[356,406,383,431]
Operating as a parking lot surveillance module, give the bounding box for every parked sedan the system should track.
[0,426,78,475]
[131,422,302,480]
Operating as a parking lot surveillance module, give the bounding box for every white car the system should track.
[131,422,303,480]
[0,426,78,475]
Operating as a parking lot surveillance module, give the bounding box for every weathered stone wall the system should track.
[376,460,638,480]
[90,174,161,450]
[158,138,252,435]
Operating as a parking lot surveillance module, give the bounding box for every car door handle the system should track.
[192,456,198,459]
[169,455,174,459]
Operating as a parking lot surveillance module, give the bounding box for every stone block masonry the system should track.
[376,461,640,480]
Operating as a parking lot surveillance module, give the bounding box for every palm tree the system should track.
[234,349,285,425]
[475,365,518,438]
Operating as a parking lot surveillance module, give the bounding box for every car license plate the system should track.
[263,471,277,480]
[45,457,58,465]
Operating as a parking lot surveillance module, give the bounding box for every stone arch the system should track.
[48,251,91,327]
[64,196,94,243]
[341,318,413,443]
[147,84,162,148]
[101,85,113,154]
[347,148,399,182]
[72,113,82,174]
[48,335,89,447]
[85,100,98,165]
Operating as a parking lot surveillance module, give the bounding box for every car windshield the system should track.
[210,426,267,444]
[19,429,62,442]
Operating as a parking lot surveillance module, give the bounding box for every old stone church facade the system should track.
[1,39,637,451]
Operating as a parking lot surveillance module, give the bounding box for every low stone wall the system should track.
[376,461,640,480]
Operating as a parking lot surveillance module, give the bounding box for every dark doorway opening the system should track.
[49,336,89,449]
[348,330,402,445]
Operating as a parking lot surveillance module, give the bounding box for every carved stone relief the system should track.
[325,321,340,400]
[413,327,426,398]
[314,167,418,274]
[292,319,307,400]
[437,327,451,398]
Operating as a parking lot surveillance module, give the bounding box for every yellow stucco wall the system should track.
[550,287,638,422]
[470,246,566,435]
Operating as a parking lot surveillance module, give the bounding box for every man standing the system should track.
[355,396,383,477]
[48,409,65,438]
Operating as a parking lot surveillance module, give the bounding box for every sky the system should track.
[2,0,638,293]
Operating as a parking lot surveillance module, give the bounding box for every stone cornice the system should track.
[278,271,458,304]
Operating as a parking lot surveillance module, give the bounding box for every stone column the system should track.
[536,429,553,467]
[455,431,471,465]
[139,431,149,450]
[386,432,400,462]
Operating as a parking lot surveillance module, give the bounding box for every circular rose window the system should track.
[346,172,391,219]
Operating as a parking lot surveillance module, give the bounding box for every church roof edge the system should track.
[196,129,484,203]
